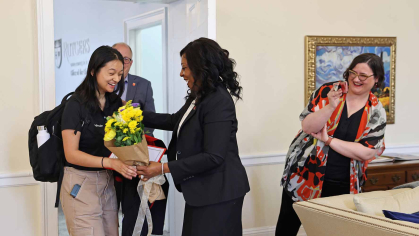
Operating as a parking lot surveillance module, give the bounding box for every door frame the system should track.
[36,0,216,235]
[36,0,57,235]
[124,7,170,144]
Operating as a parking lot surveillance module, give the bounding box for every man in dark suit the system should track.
[112,42,155,136]
[113,42,168,236]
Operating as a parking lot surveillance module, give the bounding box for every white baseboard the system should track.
[243,226,306,236]
[241,144,419,167]
[241,153,287,167]
[243,226,275,236]
[0,172,39,188]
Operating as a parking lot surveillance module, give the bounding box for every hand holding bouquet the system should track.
[103,100,165,236]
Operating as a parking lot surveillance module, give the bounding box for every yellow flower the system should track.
[122,108,136,121]
[128,121,138,129]
[135,115,143,122]
[105,118,116,128]
[104,101,145,147]
[104,130,116,141]
[121,114,130,122]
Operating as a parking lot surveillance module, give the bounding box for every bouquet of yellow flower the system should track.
[104,100,149,166]
[104,100,144,146]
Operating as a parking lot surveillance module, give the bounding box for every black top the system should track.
[142,85,250,207]
[324,102,364,183]
[61,93,122,171]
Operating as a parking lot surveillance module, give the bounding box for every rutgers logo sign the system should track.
[55,39,62,69]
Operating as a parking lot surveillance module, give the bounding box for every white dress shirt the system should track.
[176,100,195,160]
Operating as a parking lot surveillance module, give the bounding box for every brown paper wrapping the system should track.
[104,134,165,202]
[104,134,149,166]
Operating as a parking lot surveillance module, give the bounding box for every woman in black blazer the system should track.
[137,38,250,236]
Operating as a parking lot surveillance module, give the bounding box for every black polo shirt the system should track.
[324,102,364,183]
[61,93,122,171]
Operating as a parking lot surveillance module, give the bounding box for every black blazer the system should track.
[143,85,250,207]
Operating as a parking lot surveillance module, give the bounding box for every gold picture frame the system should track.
[305,36,396,124]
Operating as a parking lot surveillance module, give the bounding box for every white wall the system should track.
[0,0,37,174]
[217,0,419,232]
[0,0,44,235]
[53,0,165,104]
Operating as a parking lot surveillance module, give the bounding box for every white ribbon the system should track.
[133,175,166,236]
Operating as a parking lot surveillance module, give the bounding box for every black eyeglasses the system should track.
[123,57,132,64]
[348,70,374,81]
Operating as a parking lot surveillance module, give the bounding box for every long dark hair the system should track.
[180,38,242,104]
[343,53,385,88]
[75,46,124,112]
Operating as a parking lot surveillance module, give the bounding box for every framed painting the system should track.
[305,36,396,124]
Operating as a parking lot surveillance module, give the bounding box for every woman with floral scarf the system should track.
[276,53,387,236]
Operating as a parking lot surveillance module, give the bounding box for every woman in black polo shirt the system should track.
[60,46,137,236]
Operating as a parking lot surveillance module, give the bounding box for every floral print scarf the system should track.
[281,82,386,201]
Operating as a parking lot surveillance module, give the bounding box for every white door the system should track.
[127,14,167,143]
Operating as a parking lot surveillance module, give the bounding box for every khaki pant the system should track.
[60,167,118,236]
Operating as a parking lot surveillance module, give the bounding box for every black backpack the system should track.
[28,92,86,207]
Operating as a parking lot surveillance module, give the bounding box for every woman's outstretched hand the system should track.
[311,124,329,143]
[106,159,137,180]
[136,161,162,182]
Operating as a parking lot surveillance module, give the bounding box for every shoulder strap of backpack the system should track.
[62,92,74,104]
[55,92,91,208]
[68,93,92,135]
[55,92,76,207]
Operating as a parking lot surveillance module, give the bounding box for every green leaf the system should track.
[136,132,142,143]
